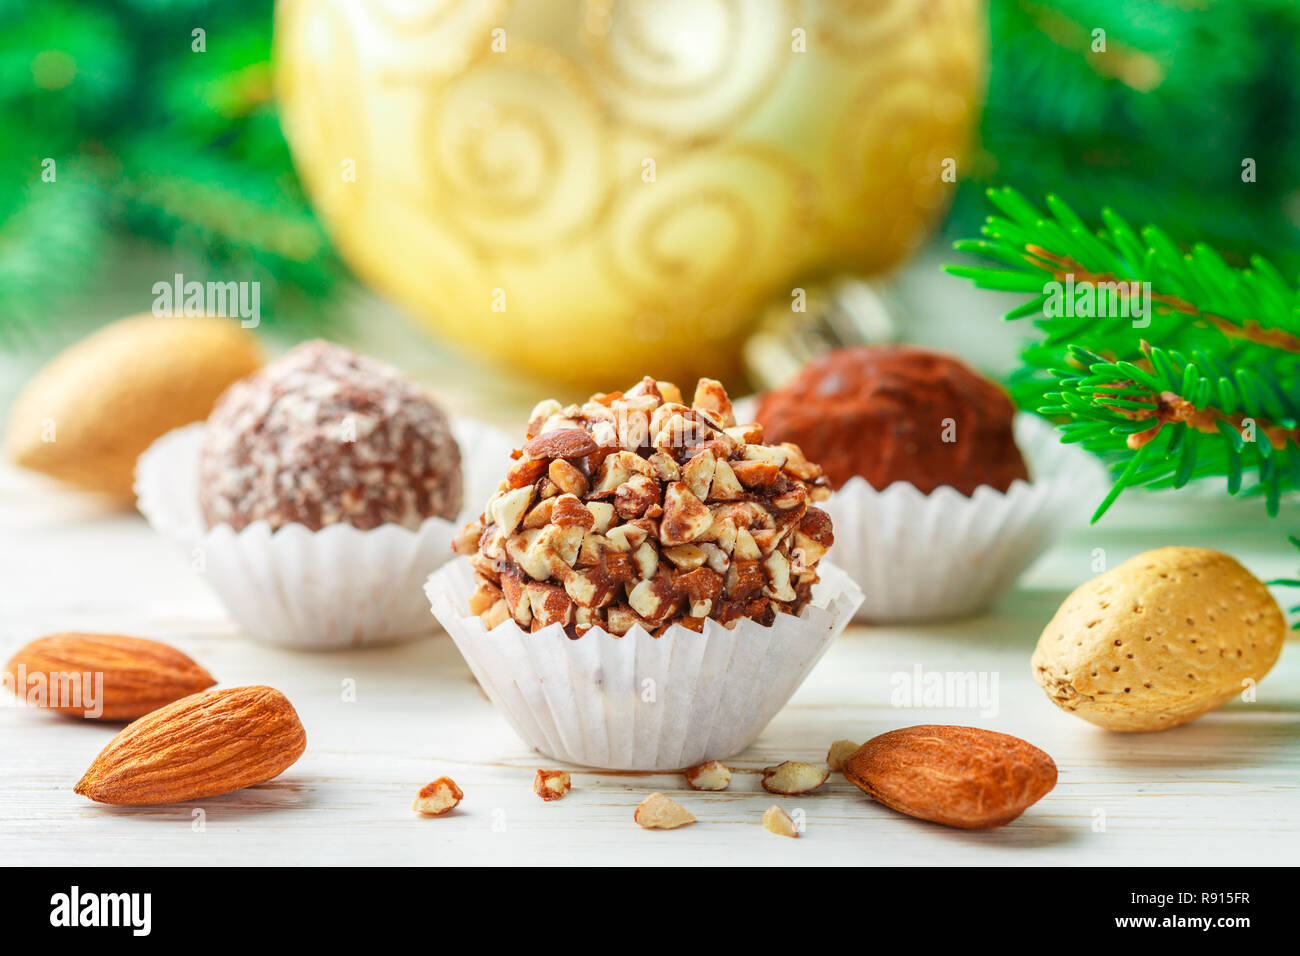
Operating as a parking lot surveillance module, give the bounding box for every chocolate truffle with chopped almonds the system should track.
[755,346,1028,496]
[198,340,461,531]
[453,377,834,637]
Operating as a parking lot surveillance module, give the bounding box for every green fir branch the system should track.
[945,0,1300,270]
[0,0,350,346]
[947,187,1300,624]
[946,187,1300,521]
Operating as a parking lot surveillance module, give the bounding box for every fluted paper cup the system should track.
[424,558,863,771]
[824,412,1110,622]
[136,418,515,649]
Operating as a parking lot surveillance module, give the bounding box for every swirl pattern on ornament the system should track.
[367,0,504,78]
[416,46,612,254]
[581,0,794,139]
[599,146,814,319]
[811,0,917,53]
[369,0,467,31]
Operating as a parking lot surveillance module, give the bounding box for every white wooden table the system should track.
[2,462,1297,867]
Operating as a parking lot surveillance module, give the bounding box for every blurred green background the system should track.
[3,0,1300,375]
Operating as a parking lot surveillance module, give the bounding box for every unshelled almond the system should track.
[634,793,695,829]
[683,760,731,791]
[414,777,463,816]
[4,633,215,720]
[1032,547,1285,731]
[762,804,798,838]
[5,313,263,497]
[761,761,829,795]
[74,686,306,805]
[533,769,571,801]
[842,725,1057,829]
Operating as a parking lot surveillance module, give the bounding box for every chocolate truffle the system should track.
[754,346,1028,495]
[452,377,834,637]
[199,340,462,531]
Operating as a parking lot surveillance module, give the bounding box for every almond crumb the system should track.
[761,760,830,795]
[683,760,731,791]
[762,804,799,838]
[533,769,571,801]
[827,739,861,772]
[413,776,463,816]
[634,792,695,829]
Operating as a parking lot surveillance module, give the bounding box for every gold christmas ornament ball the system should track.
[274,0,984,389]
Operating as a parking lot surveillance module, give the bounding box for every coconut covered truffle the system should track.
[755,346,1028,496]
[198,340,462,531]
[453,377,834,637]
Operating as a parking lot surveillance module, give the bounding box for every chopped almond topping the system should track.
[456,377,833,636]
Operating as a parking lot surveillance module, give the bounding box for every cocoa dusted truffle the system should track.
[452,377,834,637]
[198,340,462,531]
[754,347,1028,496]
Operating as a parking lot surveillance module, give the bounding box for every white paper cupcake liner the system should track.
[425,558,863,771]
[823,412,1110,622]
[136,417,516,649]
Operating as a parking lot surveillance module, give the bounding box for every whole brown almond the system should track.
[75,685,306,805]
[4,633,216,720]
[843,725,1057,829]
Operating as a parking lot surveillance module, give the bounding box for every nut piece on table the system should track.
[634,792,696,829]
[762,804,799,838]
[842,725,1057,830]
[533,769,571,801]
[826,739,861,772]
[761,761,830,795]
[683,760,732,791]
[413,777,463,816]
